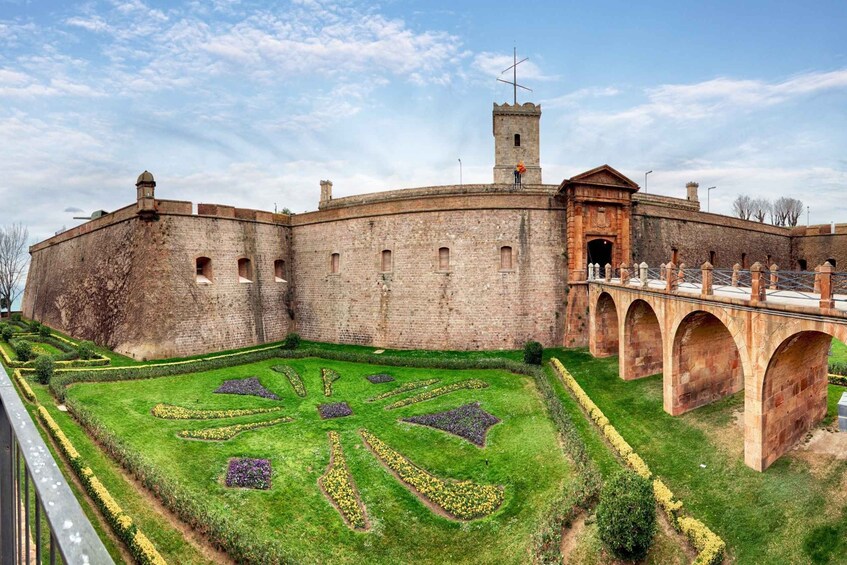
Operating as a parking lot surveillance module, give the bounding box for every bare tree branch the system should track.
[0,224,29,316]
[751,198,771,223]
[732,195,753,220]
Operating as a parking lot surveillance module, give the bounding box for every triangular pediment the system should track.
[564,165,639,191]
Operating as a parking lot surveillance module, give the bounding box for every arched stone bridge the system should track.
[587,261,847,471]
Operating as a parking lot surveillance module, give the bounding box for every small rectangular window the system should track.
[381,249,392,272]
[196,257,212,284]
[238,258,253,283]
[709,251,716,266]
[438,247,450,271]
[274,259,286,282]
[331,253,340,274]
[741,253,747,268]
[500,246,513,270]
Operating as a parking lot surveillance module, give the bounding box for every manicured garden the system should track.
[63,357,574,564]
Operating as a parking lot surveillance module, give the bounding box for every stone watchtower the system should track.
[492,102,542,185]
[136,170,157,218]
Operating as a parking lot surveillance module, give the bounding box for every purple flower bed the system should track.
[318,402,353,420]
[402,402,500,447]
[214,377,279,400]
[366,373,395,384]
[225,458,272,490]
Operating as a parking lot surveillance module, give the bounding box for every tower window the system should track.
[514,134,521,147]
[438,247,450,271]
[238,258,253,283]
[381,249,392,272]
[195,257,212,284]
[709,251,716,266]
[274,259,286,282]
[500,246,513,270]
[331,253,340,274]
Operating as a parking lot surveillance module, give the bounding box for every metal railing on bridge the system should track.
[0,364,114,564]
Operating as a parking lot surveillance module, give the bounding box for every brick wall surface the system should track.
[622,299,663,380]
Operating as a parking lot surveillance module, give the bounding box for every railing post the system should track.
[814,265,821,294]
[604,263,612,282]
[820,261,834,309]
[665,262,676,291]
[587,263,594,281]
[677,263,686,287]
[0,398,14,565]
[620,262,629,285]
[732,263,740,287]
[640,262,649,288]
[750,262,766,303]
[659,263,666,281]
[769,264,779,290]
[701,261,713,296]
[594,263,601,281]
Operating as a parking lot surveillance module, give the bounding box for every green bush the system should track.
[523,341,543,365]
[11,313,21,322]
[29,320,41,333]
[78,341,96,360]
[596,470,656,560]
[0,325,12,342]
[13,340,34,362]
[38,324,51,338]
[282,332,301,350]
[33,355,55,384]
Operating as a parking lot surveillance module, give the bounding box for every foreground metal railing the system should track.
[0,364,114,564]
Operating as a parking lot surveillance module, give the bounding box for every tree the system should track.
[596,470,657,560]
[0,224,29,317]
[751,198,771,223]
[732,195,753,220]
[783,197,804,227]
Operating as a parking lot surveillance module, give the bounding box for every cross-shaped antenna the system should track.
[497,47,532,104]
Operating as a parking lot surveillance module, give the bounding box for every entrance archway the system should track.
[622,299,662,380]
[587,238,613,274]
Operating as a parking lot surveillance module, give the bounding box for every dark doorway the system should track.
[587,239,613,274]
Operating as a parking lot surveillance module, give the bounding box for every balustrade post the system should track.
[604,263,612,282]
[587,263,594,281]
[659,263,666,281]
[769,264,779,290]
[750,262,766,303]
[594,263,601,281]
[665,262,676,291]
[732,263,740,287]
[640,262,649,289]
[814,265,821,294]
[620,262,629,286]
[701,261,713,296]
[677,263,686,287]
[820,261,835,309]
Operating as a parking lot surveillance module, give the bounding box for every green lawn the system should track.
[830,338,847,364]
[66,357,573,564]
[558,349,847,564]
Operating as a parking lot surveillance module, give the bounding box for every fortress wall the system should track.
[632,203,793,269]
[290,193,567,350]
[792,229,847,269]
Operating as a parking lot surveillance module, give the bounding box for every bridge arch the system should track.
[622,298,663,380]
[590,291,619,357]
[669,310,744,416]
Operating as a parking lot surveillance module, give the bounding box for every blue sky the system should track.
[1,0,846,246]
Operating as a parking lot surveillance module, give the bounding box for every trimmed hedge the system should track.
[596,470,656,560]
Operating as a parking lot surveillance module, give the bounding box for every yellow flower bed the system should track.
[361,429,504,520]
[38,406,81,462]
[366,378,439,402]
[626,452,652,479]
[321,368,341,397]
[319,431,368,530]
[678,516,726,565]
[13,369,36,402]
[602,424,633,458]
[384,379,489,410]
[653,478,683,526]
[178,416,292,440]
[151,403,283,420]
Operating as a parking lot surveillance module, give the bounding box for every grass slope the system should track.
[66,357,572,564]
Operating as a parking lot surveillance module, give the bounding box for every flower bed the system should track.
[366,378,439,402]
[402,402,500,446]
[319,431,368,530]
[361,429,504,520]
[317,402,353,420]
[214,376,280,400]
[178,416,292,440]
[271,365,307,397]
[152,404,283,420]
[385,379,489,410]
[226,458,272,490]
[321,368,341,396]
[366,373,395,384]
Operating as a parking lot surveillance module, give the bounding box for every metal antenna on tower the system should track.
[497,47,532,104]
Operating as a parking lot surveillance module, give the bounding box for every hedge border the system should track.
[551,358,726,565]
[2,332,110,368]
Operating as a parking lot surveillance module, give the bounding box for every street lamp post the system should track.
[707,186,716,213]
[458,158,462,187]
[644,170,653,192]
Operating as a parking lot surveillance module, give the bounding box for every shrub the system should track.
[29,320,41,333]
[78,340,96,360]
[38,324,51,337]
[596,470,657,561]
[0,325,12,342]
[33,355,55,384]
[523,340,543,365]
[282,332,301,350]
[13,340,33,362]
[11,313,21,322]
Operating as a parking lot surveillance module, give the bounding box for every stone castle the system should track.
[21,101,847,359]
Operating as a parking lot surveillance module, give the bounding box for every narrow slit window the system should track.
[331,253,340,274]
[196,257,212,284]
[438,247,450,271]
[827,258,837,268]
[381,249,392,272]
[274,259,286,282]
[238,258,253,283]
[709,251,716,266]
[798,259,808,271]
[741,253,748,268]
[500,246,513,270]
[671,247,679,264]
[514,133,521,147]
[766,254,772,267]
